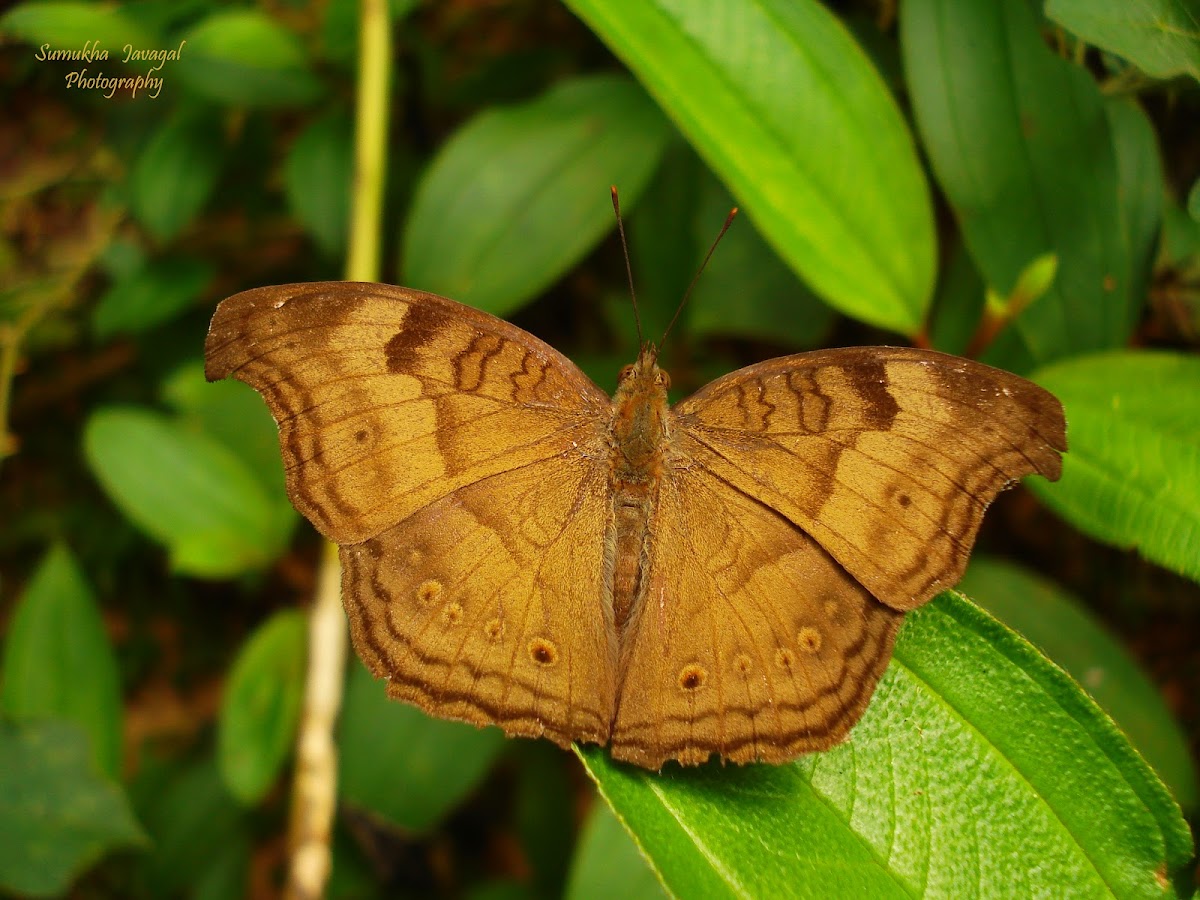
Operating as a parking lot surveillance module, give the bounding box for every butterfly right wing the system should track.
[205,282,611,545]
[610,461,902,769]
[671,347,1066,612]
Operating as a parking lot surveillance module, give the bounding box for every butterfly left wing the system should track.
[610,462,902,769]
[671,347,1066,612]
[206,282,620,745]
[204,282,611,545]
[342,454,617,748]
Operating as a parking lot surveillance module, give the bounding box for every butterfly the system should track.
[205,280,1065,770]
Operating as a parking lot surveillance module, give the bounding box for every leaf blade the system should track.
[0,720,145,898]
[217,610,307,805]
[580,593,1191,897]
[1031,350,1200,584]
[0,546,123,778]
[1047,0,1200,83]
[901,0,1133,369]
[84,406,287,578]
[960,556,1198,811]
[402,74,670,317]
[565,0,936,335]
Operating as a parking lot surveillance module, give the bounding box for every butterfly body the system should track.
[608,347,671,634]
[206,282,1066,770]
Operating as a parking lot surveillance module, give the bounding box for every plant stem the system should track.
[285,0,391,896]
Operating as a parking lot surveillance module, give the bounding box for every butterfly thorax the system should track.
[607,346,671,634]
[609,346,671,481]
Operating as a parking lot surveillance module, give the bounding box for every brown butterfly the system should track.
[205,281,1065,770]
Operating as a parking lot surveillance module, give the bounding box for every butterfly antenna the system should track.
[660,206,738,347]
[610,185,643,347]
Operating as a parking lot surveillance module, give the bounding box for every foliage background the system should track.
[0,0,1198,896]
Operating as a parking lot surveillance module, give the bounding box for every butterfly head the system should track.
[616,344,671,394]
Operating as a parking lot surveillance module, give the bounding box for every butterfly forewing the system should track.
[204,282,611,545]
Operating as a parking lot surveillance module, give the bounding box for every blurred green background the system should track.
[1,0,1198,897]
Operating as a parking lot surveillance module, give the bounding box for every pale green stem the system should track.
[285,1,391,897]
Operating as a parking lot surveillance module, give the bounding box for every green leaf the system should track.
[565,0,935,336]
[93,256,213,339]
[565,801,666,900]
[338,660,505,833]
[0,546,123,778]
[0,719,145,898]
[687,174,835,348]
[175,9,323,107]
[218,609,306,804]
[161,360,293,507]
[1106,97,1165,305]
[0,2,156,52]
[623,149,835,352]
[960,556,1198,812]
[513,744,574,898]
[129,110,226,242]
[626,140,706,348]
[1030,351,1200,584]
[283,111,354,258]
[133,756,251,897]
[1164,195,1200,263]
[84,406,288,577]
[1047,0,1200,83]
[1188,176,1200,222]
[580,593,1191,897]
[928,240,985,355]
[402,74,671,317]
[901,0,1133,370]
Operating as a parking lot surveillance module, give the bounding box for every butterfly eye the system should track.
[619,364,635,381]
[656,371,671,389]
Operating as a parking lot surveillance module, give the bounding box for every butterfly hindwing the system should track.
[611,463,903,769]
[341,455,617,747]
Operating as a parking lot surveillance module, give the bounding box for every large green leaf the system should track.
[1106,97,1164,306]
[133,756,251,897]
[565,801,666,900]
[960,556,1197,812]
[175,9,323,107]
[580,593,1191,897]
[161,361,293,508]
[129,110,226,242]
[283,111,354,258]
[337,660,506,833]
[0,2,156,52]
[0,719,145,898]
[0,546,123,779]
[565,0,935,335]
[403,74,670,317]
[84,406,291,577]
[217,610,307,805]
[1047,0,1200,83]
[901,0,1133,370]
[92,256,214,339]
[1030,350,1200,584]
